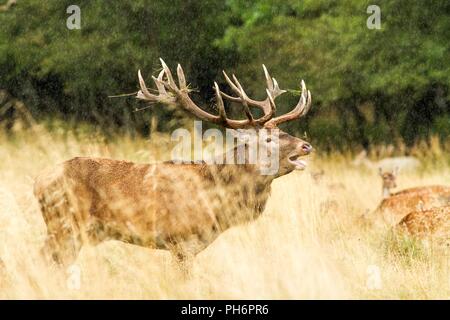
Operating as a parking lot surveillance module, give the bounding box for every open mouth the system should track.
[288,154,308,170]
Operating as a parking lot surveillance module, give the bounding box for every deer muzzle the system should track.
[288,142,312,170]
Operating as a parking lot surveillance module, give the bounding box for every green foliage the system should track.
[0,0,449,148]
[383,231,429,265]
[0,0,231,133]
[219,0,450,148]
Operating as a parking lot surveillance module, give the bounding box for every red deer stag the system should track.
[375,169,450,225]
[34,59,313,266]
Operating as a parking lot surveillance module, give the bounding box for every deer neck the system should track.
[382,187,391,199]
[203,163,275,186]
[200,145,276,187]
[201,161,274,228]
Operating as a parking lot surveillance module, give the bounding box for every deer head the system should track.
[137,59,313,177]
[379,167,398,198]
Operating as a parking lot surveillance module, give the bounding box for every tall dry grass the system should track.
[0,121,449,299]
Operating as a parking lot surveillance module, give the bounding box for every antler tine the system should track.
[240,88,254,122]
[159,58,178,91]
[263,64,274,93]
[219,90,242,102]
[297,80,313,117]
[231,74,249,100]
[263,64,286,98]
[137,70,155,100]
[213,82,228,123]
[218,71,241,102]
[177,64,187,90]
[265,79,312,126]
[221,71,258,105]
[231,74,258,122]
[271,77,286,98]
[265,89,276,114]
[304,89,312,116]
[152,69,167,94]
[137,69,177,105]
[222,71,242,97]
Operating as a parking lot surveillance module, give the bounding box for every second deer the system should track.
[375,168,450,225]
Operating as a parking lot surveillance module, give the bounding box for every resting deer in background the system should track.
[353,150,420,172]
[375,168,450,225]
[34,59,313,266]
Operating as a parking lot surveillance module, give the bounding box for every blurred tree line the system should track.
[0,0,449,150]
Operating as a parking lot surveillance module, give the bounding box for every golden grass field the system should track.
[0,122,449,299]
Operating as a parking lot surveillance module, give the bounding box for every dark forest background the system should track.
[0,0,449,150]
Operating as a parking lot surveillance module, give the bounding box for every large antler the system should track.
[264,79,312,128]
[137,59,311,129]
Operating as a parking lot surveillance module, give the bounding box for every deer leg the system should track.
[42,226,83,268]
[40,234,60,265]
[171,250,194,278]
[169,236,209,277]
[39,200,83,267]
